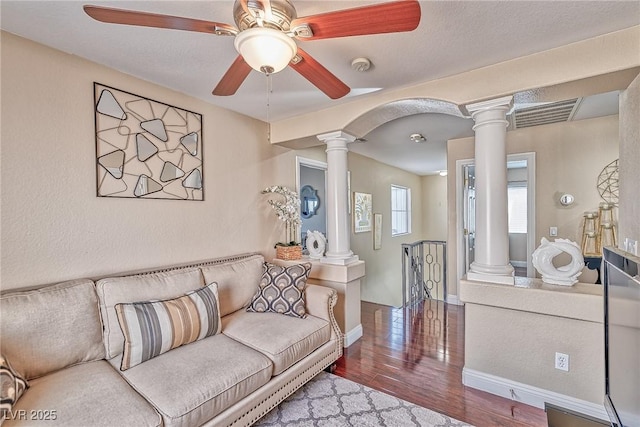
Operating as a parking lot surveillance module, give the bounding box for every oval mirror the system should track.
[300,185,319,219]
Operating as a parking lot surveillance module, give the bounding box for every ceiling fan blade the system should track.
[212,55,253,96]
[83,5,237,35]
[289,49,350,99]
[291,0,420,40]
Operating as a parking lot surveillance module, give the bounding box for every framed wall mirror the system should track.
[300,185,320,219]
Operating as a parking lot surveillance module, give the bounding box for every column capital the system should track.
[317,130,357,144]
[466,95,514,116]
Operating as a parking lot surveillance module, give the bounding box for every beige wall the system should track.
[348,152,424,307]
[420,174,448,241]
[0,32,446,307]
[619,72,640,249]
[0,32,299,291]
[460,73,638,415]
[464,297,604,404]
[447,115,619,295]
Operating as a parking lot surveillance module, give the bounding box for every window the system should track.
[508,183,527,233]
[391,185,411,236]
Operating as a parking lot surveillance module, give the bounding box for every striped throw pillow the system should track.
[1,354,28,420]
[115,282,221,371]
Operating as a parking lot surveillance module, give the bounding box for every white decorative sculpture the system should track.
[306,231,326,259]
[532,238,585,286]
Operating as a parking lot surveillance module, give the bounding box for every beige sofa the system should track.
[0,253,343,427]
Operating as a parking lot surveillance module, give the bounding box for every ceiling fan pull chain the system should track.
[266,74,272,121]
[266,74,272,142]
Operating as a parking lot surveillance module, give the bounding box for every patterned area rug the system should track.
[255,372,472,426]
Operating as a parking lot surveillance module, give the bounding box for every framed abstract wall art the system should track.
[93,83,204,200]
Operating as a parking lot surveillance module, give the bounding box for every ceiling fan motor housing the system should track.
[233,0,297,31]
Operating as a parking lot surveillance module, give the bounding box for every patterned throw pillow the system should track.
[115,282,221,371]
[1,354,28,420]
[247,262,312,318]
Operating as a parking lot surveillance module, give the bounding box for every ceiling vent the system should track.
[511,98,581,129]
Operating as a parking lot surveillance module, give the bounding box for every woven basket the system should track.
[276,245,302,261]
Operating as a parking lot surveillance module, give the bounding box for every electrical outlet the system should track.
[626,239,638,256]
[555,352,569,372]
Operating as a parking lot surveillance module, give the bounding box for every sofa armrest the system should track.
[305,284,335,320]
[305,284,343,355]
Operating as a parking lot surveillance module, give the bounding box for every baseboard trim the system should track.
[344,324,363,348]
[462,368,608,421]
[510,260,527,268]
[447,294,462,305]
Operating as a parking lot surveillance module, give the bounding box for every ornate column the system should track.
[305,130,364,346]
[317,130,359,265]
[466,96,515,285]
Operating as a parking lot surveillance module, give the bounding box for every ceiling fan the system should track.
[83,0,421,99]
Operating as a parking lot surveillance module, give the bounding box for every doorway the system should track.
[457,152,536,280]
[296,157,327,248]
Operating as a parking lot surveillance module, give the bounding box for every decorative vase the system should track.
[276,245,302,261]
[532,238,584,286]
[306,230,326,259]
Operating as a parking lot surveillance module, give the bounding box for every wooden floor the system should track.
[334,300,548,427]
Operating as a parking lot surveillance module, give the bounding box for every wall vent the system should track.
[512,98,580,129]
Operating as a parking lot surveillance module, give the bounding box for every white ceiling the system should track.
[1,1,637,175]
[353,113,472,175]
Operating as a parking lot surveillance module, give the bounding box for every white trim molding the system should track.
[446,294,463,306]
[344,324,363,348]
[455,158,475,291]
[462,368,608,421]
[296,156,328,191]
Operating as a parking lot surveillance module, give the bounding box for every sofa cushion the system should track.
[222,309,330,375]
[116,282,222,370]
[3,361,160,427]
[247,262,311,318]
[96,268,204,359]
[0,279,105,380]
[200,254,264,317]
[1,354,28,420]
[114,334,272,427]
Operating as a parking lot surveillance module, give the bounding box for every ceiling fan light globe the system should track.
[234,27,297,74]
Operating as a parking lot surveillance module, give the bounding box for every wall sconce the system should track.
[559,193,575,206]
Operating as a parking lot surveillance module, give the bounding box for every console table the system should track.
[584,256,602,284]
